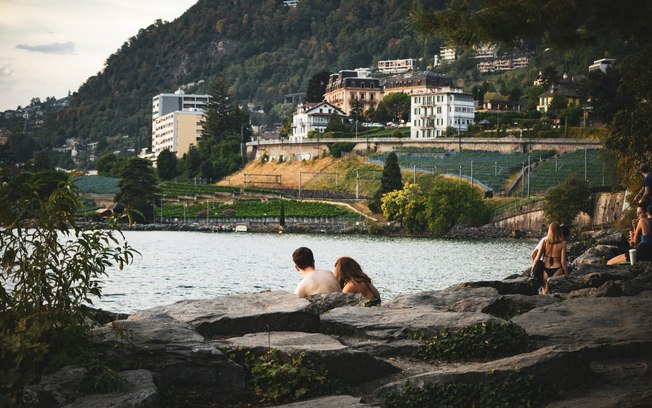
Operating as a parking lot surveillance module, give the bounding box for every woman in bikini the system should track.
[334,256,381,306]
[532,222,568,294]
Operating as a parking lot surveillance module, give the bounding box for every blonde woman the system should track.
[532,222,568,294]
[334,257,381,306]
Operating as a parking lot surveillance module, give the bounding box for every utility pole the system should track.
[527,155,531,197]
[356,170,360,199]
[299,172,302,198]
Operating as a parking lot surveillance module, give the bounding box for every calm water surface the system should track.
[96,231,535,313]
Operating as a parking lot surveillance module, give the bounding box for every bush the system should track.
[0,170,136,405]
[328,142,356,158]
[426,178,491,236]
[543,176,593,225]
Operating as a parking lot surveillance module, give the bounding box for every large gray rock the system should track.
[23,366,87,408]
[575,245,622,266]
[215,332,400,385]
[270,395,379,407]
[131,290,319,337]
[305,292,367,314]
[455,277,537,295]
[62,370,159,408]
[374,347,590,402]
[591,229,627,246]
[320,306,506,339]
[512,297,652,348]
[384,287,500,312]
[547,264,636,294]
[481,293,559,319]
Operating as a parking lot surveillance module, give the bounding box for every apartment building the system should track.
[323,70,381,115]
[410,87,475,138]
[440,46,457,61]
[377,58,417,74]
[290,102,345,142]
[151,89,210,158]
[383,71,453,97]
[152,110,204,158]
[588,58,616,73]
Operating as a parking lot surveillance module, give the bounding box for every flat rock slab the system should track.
[215,332,400,385]
[270,395,379,407]
[92,315,204,347]
[512,297,652,347]
[215,331,347,352]
[62,369,159,408]
[384,287,499,312]
[374,346,590,401]
[131,290,319,337]
[321,306,505,339]
[455,277,537,295]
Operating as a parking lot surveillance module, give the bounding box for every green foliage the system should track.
[116,157,158,223]
[426,178,490,236]
[156,149,178,180]
[375,92,411,123]
[325,112,348,133]
[305,70,331,103]
[0,168,135,405]
[543,176,592,225]
[328,142,356,158]
[381,183,428,233]
[413,322,529,360]
[383,371,540,408]
[96,152,126,177]
[227,348,340,404]
[381,152,403,193]
[161,199,352,219]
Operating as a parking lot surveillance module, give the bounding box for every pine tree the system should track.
[116,158,158,223]
[381,152,403,193]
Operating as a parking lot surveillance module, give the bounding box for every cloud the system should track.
[15,41,76,55]
[0,65,13,78]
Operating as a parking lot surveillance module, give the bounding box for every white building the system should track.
[440,46,457,62]
[588,58,616,73]
[410,87,475,139]
[290,102,345,142]
[150,89,210,158]
[377,58,417,74]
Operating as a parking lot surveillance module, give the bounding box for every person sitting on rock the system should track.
[334,256,381,306]
[532,222,568,294]
[607,204,652,265]
[531,224,570,262]
[292,247,341,298]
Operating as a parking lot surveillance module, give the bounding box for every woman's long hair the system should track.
[546,221,565,245]
[334,256,371,288]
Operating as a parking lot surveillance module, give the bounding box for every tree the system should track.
[426,178,489,236]
[156,149,177,180]
[116,158,158,223]
[370,152,404,213]
[325,112,348,133]
[548,94,567,113]
[0,168,135,404]
[279,200,286,227]
[543,176,592,225]
[96,152,124,177]
[305,70,331,103]
[381,183,428,233]
[376,92,410,123]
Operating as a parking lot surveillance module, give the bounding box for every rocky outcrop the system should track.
[25,259,652,408]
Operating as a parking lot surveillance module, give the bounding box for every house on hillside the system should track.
[588,58,616,73]
[290,101,345,142]
[537,76,581,113]
[410,87,475,138]
[377,58,417,74]
[324,70,381,116]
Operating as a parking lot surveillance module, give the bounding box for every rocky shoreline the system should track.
[23,229,652,407]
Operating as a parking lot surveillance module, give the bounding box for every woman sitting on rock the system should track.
[607,204,652,265]
[334,256,381,306]
[532,222,568,294]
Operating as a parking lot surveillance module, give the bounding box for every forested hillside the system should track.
[37,0,447,151]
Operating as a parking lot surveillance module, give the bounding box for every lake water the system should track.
[95,231,535,313]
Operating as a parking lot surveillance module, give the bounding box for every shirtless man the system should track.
[292,247,341,298]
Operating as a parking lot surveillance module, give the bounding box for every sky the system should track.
[0,0,198,111]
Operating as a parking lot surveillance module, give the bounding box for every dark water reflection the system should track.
[96,231,534,313]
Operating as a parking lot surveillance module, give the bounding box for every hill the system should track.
[37,0,447,151]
